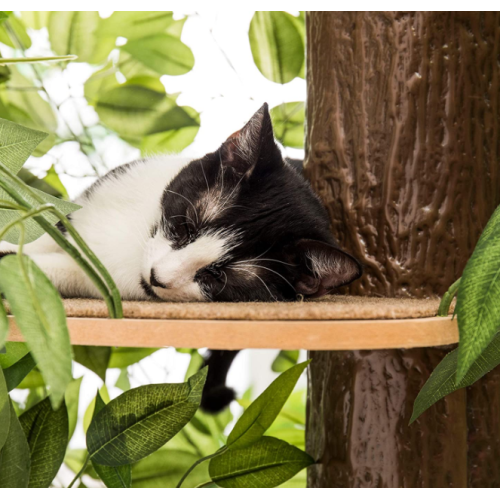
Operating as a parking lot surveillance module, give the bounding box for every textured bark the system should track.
[305,12,500,488]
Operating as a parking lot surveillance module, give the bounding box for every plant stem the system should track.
[0,169,119,318]
[0,204,55,241]
[438,277,461,317]
[67,454,90,488]
[176,447,227,488]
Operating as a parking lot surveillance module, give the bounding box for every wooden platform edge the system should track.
[7,316,458,350]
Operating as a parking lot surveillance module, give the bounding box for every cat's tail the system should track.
[200,350,240,413]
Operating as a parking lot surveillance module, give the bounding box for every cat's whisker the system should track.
[169,214,196,227]
[215,270,228,297]
[230,266,277,301]
[234,263,295,291]
[199,159,210,196]
[237,258,297,267]
[166,189,200,224]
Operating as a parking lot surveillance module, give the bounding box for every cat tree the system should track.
[7,10,500,489]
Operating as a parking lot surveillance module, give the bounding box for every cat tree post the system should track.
[305,12,500,487]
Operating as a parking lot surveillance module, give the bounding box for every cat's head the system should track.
[143,104,361,302]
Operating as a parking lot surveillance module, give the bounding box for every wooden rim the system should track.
[7,316,458,350]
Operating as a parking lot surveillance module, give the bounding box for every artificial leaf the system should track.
[209,436,314,488]
[132,449,209,488]
[0,16,31,49]
[0,367,10,450]
[16,366,44,389]
[0,401,30,487]
[108,347,158,369]
[83,385,110,433]
[18,167,63,198]
[120,34,194,77]
[20,11,50,30]
[3,352,36,391]
[249,12,304,84]
[227,360,310,450]
[411,332,500,423]
[66,377,83,441]
[73,345,111,382]
[0,256,72,407]
[115,368,130,392]
[19,397,68,488]
[270,102,305,149]
[87,367,207,466]
[0,341,29,368]
[48,11,99,63]
[91,391,132,488]
[271,350,300,373]
[456,205,500,382]
[83,62,119,105]
[0,299,8,349]
[41,166,69,199]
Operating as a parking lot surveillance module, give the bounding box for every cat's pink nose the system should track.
[150,269,170,289]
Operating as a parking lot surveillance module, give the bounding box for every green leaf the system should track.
[0,16,32,49]
[0,55,77,64]
[20,11,50,30]
[115,368,130,392]
[209,436,314,488]
[41,166,69,199]
[270,102,305,149]
[15,366,44,389]
[0,367,10,450]
[0,256,72,407]
[132,449,209,488]
[271,350,300,373]
[227,360,310,450]
[4,352,36,391]
[108,347,158,369]
[87,367,207,466]
[73,345,111,382]
[121,34,194,77]
[0,401,30,487]
[18,167,64,199]
[19,397,69,487]
[83,62,119,105]
[0,299,8,349]
[0,12,11,26]
[91,391,132,488]
[411,332,500,423]
[98,11,182,41]
[83,385,110,433]
[456,205,500,382]
[66,377,83,441]
[48,11,99,63]
[249,12,304,84]
[0,341,29,369]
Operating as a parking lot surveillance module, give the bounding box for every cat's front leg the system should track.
[28,253,102,299]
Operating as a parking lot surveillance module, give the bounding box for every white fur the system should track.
[0,156,234,302]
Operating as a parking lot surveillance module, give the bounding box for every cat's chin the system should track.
[151,284,208,303]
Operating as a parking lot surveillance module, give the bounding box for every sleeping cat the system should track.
[0,103,361,411]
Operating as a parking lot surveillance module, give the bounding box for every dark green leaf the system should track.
[66,377,83,441]
[249,12,304,84]
[73,345,111,382]
[15,366,44,389]
[121,34,194,77]
[17,167,63,198]
[0,299,7,349]
[0,341,29,369]
[227,360,310,450]
[271,350,299,373]
[456,205,500,382]
[108,347,158,369]
[19,397,69,487]
[91,391,132,488]
[270,102,304,149]
[4,352,36,391]
[0,367,10,450]
[48,12,99,63]
[0,401,30,487]
[115,368,130,392]
[411,332,500,423]
[0,256,72,407]
[209,436,314,488]
[87,367,207,466]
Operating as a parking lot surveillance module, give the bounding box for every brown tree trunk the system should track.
[305,11,500,488]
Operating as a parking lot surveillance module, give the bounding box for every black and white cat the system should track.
[0,103,362,411]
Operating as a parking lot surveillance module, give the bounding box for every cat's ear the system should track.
[292,239,362,298]
[220,103,282,176]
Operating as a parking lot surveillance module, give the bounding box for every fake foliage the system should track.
[411,204,500,423]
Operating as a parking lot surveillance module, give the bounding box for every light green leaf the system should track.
[16,366,44,389]
[91,391,132,488]
[270,102,304,149]
[271,350,299,373]
[141,124,199,155]
[0,401,30,487]
[41,165,69,199]
[108,347,158,369]
[18,167,64,199]
[184,350,204,382]
[227,360,309,450]
[73,345,111,382]
[87,367,207,466]
[411,332,500,423]
[115,368,130,392]
[209,436,314,488]
[19,397,68,488]
[456,205,500,382]
[83,385,110,433]
[0,256,72,407]
[20,11,50,30]
[0,12,11,26]
[48,11,99,63]
[121,34,194,77]
[0,16,32,49]
[132,449,209,488]
[4,352,36,391]
[0,299,8,349]
[66,377,83,441]
[83,62,119,105]
[0,367,10,451]
[249,12,304,84]
[0,55,77,64]
[0,341,29,369]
